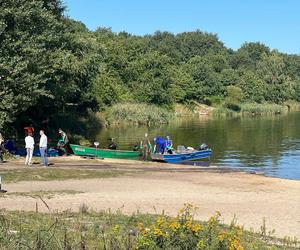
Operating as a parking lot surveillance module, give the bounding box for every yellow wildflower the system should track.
[184,220,192,229]
[191,223,202,233]
[169,221,180,231]
[218,232,226,242]
[153,228,164,237]
[229,238,244,250]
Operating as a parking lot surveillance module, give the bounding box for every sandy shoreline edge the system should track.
[0,156,299,239]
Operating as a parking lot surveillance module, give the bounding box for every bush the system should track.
[226,86,243,104]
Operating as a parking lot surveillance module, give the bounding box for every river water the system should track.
[90,112,300,180]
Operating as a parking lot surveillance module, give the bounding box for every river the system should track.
[89,112,300,180]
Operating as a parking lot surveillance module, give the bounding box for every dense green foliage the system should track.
[1,0,300,131]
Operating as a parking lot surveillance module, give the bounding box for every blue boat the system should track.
[150,136,212,163]
[151,149,212,163]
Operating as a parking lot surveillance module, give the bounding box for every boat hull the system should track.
[151,149,212,163]
[70,144,140,160]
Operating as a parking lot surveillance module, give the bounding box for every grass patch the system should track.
[3,190,83,199]
[0,168,125,183]
[104,103,174,125]
[0,204,298,249]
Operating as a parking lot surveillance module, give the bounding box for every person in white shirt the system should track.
[25,132,34,165]
[0,132,4,145]
[39,130,48,166]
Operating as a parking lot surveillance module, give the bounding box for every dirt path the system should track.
[0,159,299,238]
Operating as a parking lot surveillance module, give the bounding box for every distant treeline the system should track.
[1,0,300,132]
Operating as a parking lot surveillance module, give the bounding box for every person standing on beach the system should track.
[39,130,48,166]
[0,133,4,163]
[0,133,3,145]
[25,132,34,165]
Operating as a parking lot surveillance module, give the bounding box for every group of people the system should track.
[24,129,48,166]
[0,128,69,166]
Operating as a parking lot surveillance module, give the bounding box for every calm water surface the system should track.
[89,112,300,180]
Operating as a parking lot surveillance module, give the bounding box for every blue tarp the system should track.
[4,140,59,157]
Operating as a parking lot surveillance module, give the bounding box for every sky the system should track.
[64,0,300,54]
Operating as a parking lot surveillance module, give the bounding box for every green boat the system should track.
[70,144,140,160]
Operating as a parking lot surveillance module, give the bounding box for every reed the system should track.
[212,107,238,117]
[212,103,294,117]
[241,103,287,115]
[104,103,174,126]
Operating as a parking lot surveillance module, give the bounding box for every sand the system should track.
[0,157,299,238]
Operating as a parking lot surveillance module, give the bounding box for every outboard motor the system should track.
[133,144,140,151]
[199,143,208,150]
[108,138,117,150]
[108,142,117,150]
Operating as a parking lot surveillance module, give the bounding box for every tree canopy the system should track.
[1,0,300,131]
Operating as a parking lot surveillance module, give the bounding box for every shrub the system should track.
[226,86,243,104]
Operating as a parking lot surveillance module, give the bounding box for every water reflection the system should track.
[90,112,300,180]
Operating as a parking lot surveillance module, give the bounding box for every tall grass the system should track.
[0,204,297,249]
[241,103,287,116]
[213,103,294,117]
[284,100,300,112]
[104,103,174,126]
[212,107,239,117]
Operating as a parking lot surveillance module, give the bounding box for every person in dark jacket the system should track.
[0,139,5,163]
[57,128,69,155]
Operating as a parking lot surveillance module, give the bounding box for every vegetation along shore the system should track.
[1,0,300,137]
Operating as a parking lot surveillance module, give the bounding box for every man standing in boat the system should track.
[141,133,152,161]
[58,128,69,155]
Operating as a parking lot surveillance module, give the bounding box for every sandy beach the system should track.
[0,157,299,239]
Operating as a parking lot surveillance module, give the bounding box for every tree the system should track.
[239,71,265,103]
[127,52,174,106]
[0,0,102,129]
[231,42,270,70]
[176,31,226,62]
[256,51,290,103]
[185,56,224,101]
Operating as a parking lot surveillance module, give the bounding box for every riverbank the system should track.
[99,101,300,127]
[0,157,299,240]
